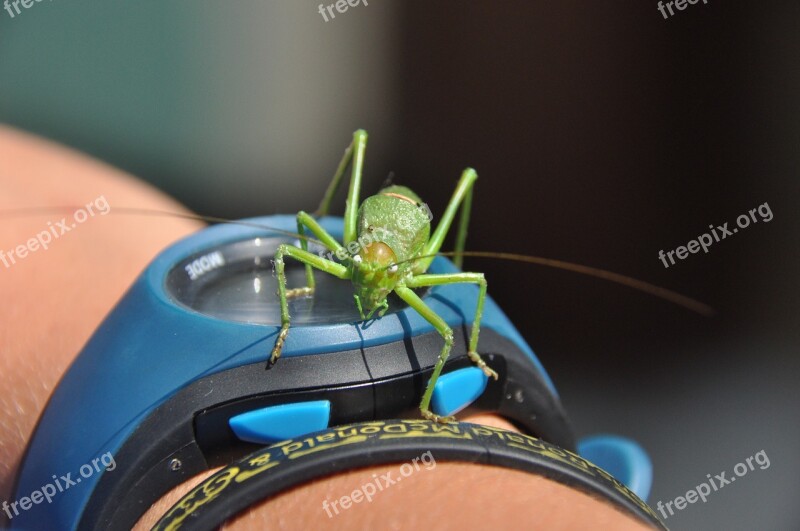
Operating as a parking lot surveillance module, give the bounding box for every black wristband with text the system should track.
[152,420,666,531]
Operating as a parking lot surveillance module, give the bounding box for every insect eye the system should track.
[352,254,363,264]
[368,225,375,233]
[388,264,398,273]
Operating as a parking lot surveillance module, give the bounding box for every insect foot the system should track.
[285,286,314,299]
[468,351,499,380]
[420,409,457,424]
[267,325,290,369]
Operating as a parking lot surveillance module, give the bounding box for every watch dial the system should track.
[166,237,410,325]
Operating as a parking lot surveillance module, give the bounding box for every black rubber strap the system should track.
[151,420,666,530]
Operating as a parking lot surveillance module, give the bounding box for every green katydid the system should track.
[267,129,494,423]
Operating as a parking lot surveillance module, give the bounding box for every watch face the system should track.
[165,236,409,325]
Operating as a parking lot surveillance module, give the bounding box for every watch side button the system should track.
[229,400,331,445]
[431,367,489,417]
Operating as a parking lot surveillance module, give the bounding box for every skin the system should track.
[0,125,651,530]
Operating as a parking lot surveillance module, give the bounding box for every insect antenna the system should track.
[390,250,715,316]
[0,206,326,247]
[1,206,714,315]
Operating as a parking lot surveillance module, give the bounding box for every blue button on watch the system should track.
[431,367,489,417]
[229,401,332,445]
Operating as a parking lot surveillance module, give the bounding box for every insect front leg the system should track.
[405,272,498,380]
[294,211,347,296]
[394,286,457,424]
[269,245,350,368]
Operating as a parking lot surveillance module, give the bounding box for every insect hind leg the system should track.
[312,129,368,247]
[416,168,478,273]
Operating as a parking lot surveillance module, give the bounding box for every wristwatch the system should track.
[10,215,654,530]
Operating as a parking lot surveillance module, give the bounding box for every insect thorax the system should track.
[356,186,431,263]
